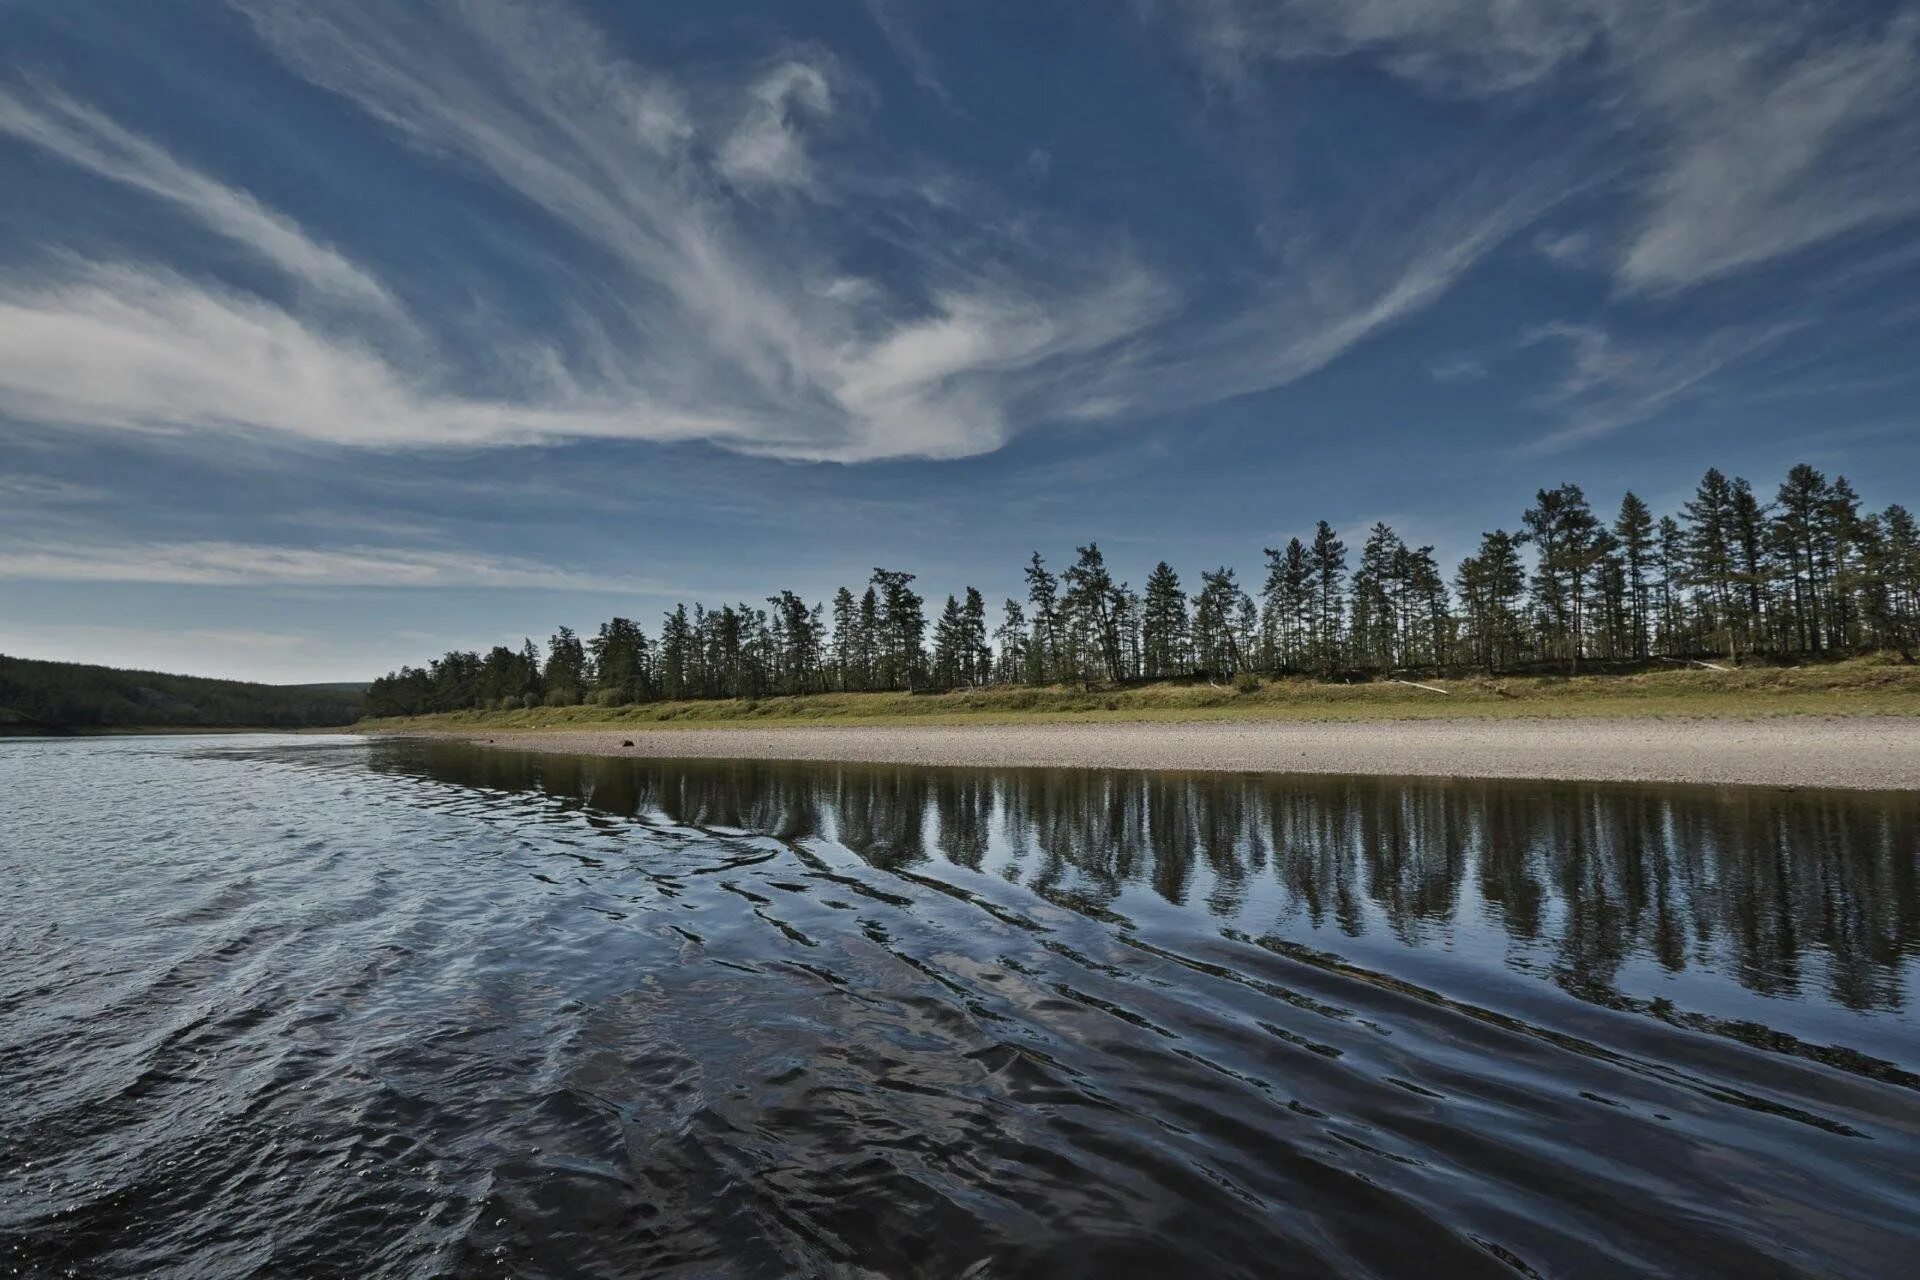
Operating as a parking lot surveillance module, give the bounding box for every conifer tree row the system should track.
[366,464,1920,716]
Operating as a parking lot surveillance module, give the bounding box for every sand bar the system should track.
[394,716,1920,791]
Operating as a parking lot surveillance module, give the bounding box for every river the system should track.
[3,734,1917,1277]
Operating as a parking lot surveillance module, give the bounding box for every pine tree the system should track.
[857,587,881,691]
[658,608,690,700]
[543,626,586,703]
[767,591,822,694]
[1351,522,1405,670]
[870,568,926,691]
[961,587,991,685]
[1112,582,1142,680]
[1872,504,1920,657]
[1682,468,1739,659]
[1456,530,1526,671]
[1142,561,1189,679]
[378,458,1918,709]
[1771,463,1829,654]
[1827,476,1865,650]
[1407,544,1448,667]
[1307,521,1347,674]
[830,587,859,691]
[931,595,966,691]
[1521,484,1603,671]
[589,617,650,704]
[1192,568,1246,676]
[1062,544,1124,683]
[1024,553,1061,684]
[1656,517,1686,654]
[1586,530,1625,660]
[1233,591,1260,674]
[1270,539,1312,671]
[1729,478,1769,655]
[1613,493,1655,659]
[1259,541,1313,672]
[993,600,1029,684]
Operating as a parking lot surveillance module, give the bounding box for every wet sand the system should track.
[400,716,1920,791]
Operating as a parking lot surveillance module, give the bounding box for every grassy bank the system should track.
[357,656,1920,734]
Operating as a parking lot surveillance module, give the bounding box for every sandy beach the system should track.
[400,716,1920,791]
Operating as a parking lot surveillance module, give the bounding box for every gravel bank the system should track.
[401,716,1920,791]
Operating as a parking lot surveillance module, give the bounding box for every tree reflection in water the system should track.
[377,745,1919,1018]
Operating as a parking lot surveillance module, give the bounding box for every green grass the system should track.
[357,655,1920,735]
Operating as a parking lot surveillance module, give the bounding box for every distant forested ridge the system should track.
[0,655,365,732]
[367,463,1920,717]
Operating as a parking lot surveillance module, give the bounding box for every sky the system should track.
[2,0,1918,683]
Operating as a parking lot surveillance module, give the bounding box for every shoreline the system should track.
[384,715,1920,792]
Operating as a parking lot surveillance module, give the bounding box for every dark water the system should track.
[4,737,1919,1278]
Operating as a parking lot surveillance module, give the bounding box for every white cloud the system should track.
[1429,354,1487,384]
[0,0,1546,461]
[1618,14,1920,292]
[0,0,1599,465]
[1106,143,1584,412]
[828,267,1173,458]
[0,0,1159,462]
[0,82,395,310]
[1521,319,1800,452]
[716,59,834,191]
[1172,1,1920,294]
[1174,0,1603,95]
[0,264,742,448]
[19,0,1875,467]
[861,0,955,109]
[0,538,651,590]
[1533,228,1595,268]
[0,474,106,504]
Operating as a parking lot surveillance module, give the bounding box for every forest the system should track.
[364,463,1920,718]
[0,655,365,732]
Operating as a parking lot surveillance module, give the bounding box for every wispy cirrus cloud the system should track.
[1618,12,1920,293]
[861,0,957,109]
[716,59,836,192]
[0,263,748,449]
[1170,0,1920,295]
[1429,355,1488,385]
[0,473,107,504]
[1105,133,1592,414]
[4,0,1904,471]
[1165,0,1920,450]
[0,83,395,310]
[222,0,1175,461]
[0,1,1171,461]
[0,0,1587,464]
[1520,319,1802,454]
[1172,0,1605,95]
[0,539,653,591]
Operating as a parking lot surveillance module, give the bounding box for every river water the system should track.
[3,734,1918,1278]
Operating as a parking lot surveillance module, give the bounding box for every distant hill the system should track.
[0,654,365,733]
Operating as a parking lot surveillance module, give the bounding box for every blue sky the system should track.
[2,0,1917,682]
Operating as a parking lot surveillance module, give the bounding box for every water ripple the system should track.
[2,735,1918,1278]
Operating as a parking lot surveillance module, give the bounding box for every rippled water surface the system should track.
[4,735,1920,1278]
